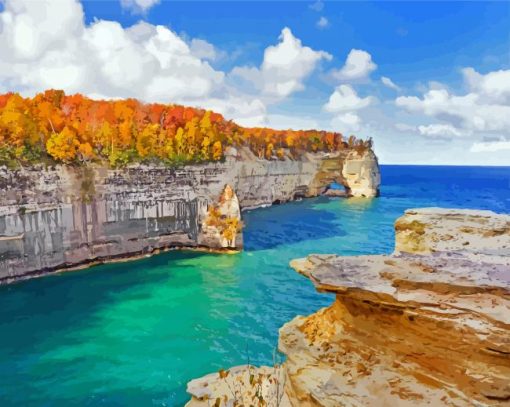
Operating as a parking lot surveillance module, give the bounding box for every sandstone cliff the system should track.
[187,208,510,406]
[0,147,379,283]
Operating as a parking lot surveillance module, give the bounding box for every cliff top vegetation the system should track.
[0,90,372,168]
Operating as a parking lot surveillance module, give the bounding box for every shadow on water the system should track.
[242,196,347,251]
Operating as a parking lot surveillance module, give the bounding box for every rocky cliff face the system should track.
[187,208,510,406]
[0,147,379,283]
[286,208,510,406]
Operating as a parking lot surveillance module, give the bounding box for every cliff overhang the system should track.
[186,208,510,406]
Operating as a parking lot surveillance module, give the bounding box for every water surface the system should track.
[0,165,509,406]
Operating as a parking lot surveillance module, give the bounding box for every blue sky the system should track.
[1,0,509,164]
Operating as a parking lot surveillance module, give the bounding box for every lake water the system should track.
[0,165,509,406]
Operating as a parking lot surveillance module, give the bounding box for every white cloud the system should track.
[316,17,329,29]
[236,27,331,100]
[381,76,400,91]
[462,67,510,103]
[395,68,510,151]
[331,49,377,81]
[330,112,361,133]
[396,88,510,134]
[0,1,332,128]
[0,1,224,103]
[470,139,510,153]
[417,124,463,138]
[324,85,374,113]
[189,38,219,61]
[120,0,160,13]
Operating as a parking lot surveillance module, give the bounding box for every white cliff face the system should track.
[342,149,380,197]
[0,146,380,283]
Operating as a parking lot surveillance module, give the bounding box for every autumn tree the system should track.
[0,89,370,167]
[212,141,223,161]
[46,126,80,162]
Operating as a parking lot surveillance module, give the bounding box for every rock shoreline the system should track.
[0,147,380,283]
[186,207,510,406]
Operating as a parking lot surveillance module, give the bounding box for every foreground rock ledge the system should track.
[187,208,510,406]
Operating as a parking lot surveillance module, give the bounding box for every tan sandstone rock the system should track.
[286,208,510,406]
[185,364,289,407]
[200,184,242,250]
[188,208,510,406]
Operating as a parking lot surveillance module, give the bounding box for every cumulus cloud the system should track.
[316,17,329,29]
[331,49,377,81]
[462,67,510,103]
[381,76,400,91]
[323,85,374,113]
[0,1,224,103]
[120,0,160,13]
[0,1,332,127]
[189,38,220,61]
[231,27,331,101]
[396,87,510,134]
[330,112,361,133]
[395,68,510,152]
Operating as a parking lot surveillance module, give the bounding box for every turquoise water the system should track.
[0,165,509,406]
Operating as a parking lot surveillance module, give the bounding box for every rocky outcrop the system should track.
[395,207,510,256]
[200,185,242,249]
[0,146,379,283]
[187,208,510,406]
[341,149,380,198]
[186,365,289,407]
[306,149,379,198]
[286,208,510,406]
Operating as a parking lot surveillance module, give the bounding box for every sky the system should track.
[0,0,509,165]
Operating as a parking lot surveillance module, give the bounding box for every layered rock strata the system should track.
[187,208,510,406]
[0,147,379,283]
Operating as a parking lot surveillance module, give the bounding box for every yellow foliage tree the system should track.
[212,140,222,161]
[201,136,211,160]
[46,126,80,162]
[78,142,95,161]
[174,127,185,156]
[93,121,116,156]
[265,142,274,159]
[136,124,160,158]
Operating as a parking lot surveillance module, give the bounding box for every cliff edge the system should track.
[0,147,379,283]
[186,208,510,406]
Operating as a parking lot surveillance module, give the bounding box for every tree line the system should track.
[0,90,372,167]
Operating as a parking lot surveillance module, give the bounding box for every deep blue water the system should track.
[0,165,508,406]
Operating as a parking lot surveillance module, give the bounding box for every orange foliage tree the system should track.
[0,90,372,167]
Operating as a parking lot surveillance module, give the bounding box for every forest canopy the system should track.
[0,90,372,167]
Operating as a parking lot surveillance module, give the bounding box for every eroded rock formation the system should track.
[187,208,510,406]
[200,185,242,249]
[287,208,510,406]
[0,146,379,283]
